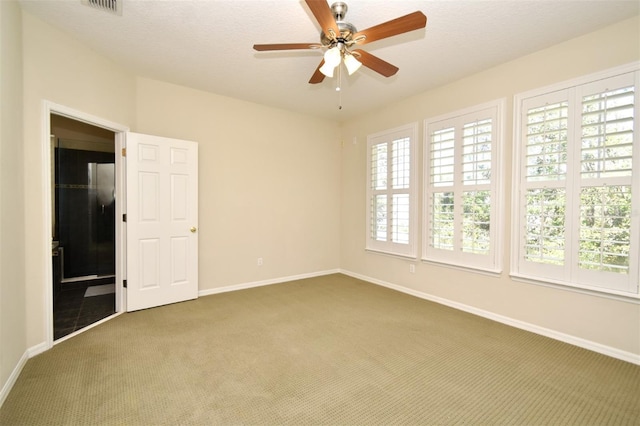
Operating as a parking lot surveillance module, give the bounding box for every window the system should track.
[423,100,504,272]
[366,123,418,257]
[513,66,639,297]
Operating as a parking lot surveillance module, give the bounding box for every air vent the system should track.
[81,0,122,16]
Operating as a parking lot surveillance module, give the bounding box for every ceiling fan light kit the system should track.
[319,42,361,78]
[253,0,427,86]
[320,44,343,77]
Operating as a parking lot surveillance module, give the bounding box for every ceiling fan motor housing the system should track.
[321,21,357,46]
[320,2,357,46]
[331,2,348,20]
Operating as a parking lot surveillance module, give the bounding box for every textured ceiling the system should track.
[19,0,640,122]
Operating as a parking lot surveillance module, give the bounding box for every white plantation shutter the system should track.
[521,92,570,275]
[575,75,637,291]
[525,101,569,183]
[513,68,639,297]
[462,118,493,255]
[424,100,504,272]
[430,127,455,251]
[366,123,418,257]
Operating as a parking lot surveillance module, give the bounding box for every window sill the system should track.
[365,248,417,261]
[420,257,502,277]
[510,273,640,304]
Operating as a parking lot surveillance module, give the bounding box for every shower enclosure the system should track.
[53,138,116,283]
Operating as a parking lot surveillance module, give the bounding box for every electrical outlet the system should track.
[257,257,263,266]
[409,264,415,274]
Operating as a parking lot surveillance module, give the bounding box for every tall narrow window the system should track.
[366,123,417,257]
[523,100,569,266]
[423,100,504,272]
[513,68,639,297]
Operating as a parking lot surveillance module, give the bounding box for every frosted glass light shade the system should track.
[319,61,336,77]
[320,47,341,77]
[344,53,362,75]
[324,46,342,66]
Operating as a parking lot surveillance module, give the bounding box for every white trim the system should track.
[515,61,640,101]
[364,248,418,261]
[421,257,502,277]
[53,312,125,345]
[0,351,29,408]
[0,337,58,408]
[511,272,640,304]
[41,109,53,347]
[365,122,419,258]
[42,101,129,350]
[423,98,507,126]
[423,98,505,271]
[27,341,49,358]
[340,269,640,366]
[0,339,47,408]
[511,65,640,296]
[198,269,341,297]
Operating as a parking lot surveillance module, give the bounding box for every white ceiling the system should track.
[19,0,640,122]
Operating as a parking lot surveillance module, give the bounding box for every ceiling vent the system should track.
[81,0,122,16]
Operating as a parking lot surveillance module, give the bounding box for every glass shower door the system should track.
[95,163,115,276]
[56,143,115,281]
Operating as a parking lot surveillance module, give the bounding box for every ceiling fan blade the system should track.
[253,43,322,51]
[309,59,326,84]
[353,11,427,45]
[352,49,399,77]
[305,0,340,41]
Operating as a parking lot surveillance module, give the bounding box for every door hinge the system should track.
[121,148,126,157]
[122,213,127,222]
[123,280,127,288]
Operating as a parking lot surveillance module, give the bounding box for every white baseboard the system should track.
[341,269,640,366]
[27,341,49,358]
[0,350,29,408]
[198,269,341,297]
[0,340,51,408]
[1,316,125,409]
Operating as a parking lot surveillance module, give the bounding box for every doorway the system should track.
[51,114,117,340]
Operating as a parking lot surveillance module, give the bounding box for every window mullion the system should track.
[566,86,580,283]
[387,141,394,243]
[453,120,464,253]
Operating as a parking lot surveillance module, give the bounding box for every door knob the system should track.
[190,226,197,233]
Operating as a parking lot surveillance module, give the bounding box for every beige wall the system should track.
[21,12,136,348]
[4,8,639,401]
[19,10,341,350]
[135,78,341,289]
[340,16,640,357]
[0,0,26,393]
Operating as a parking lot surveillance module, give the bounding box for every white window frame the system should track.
[423,99,505,273]
[511,63,640,299]
[365,122,418,258]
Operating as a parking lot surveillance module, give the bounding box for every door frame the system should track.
[42,101,129,347]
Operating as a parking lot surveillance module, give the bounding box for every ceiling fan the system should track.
[253,0,427,85]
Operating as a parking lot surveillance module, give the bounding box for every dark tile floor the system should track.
[54,279,115,340]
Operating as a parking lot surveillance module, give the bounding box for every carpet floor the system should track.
[1,274,638,425]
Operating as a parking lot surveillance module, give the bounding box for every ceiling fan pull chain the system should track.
[337,65,343,110]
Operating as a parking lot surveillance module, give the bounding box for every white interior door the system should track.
[126,132,198,311]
